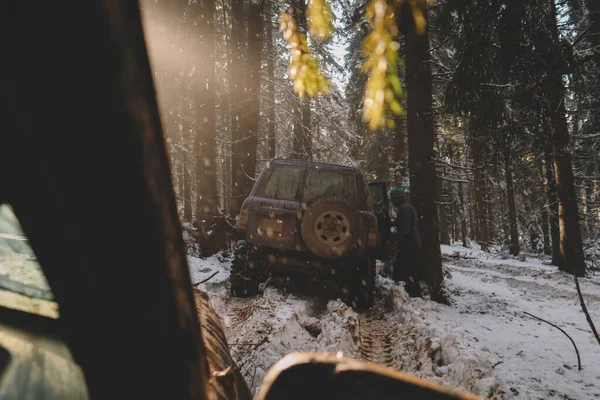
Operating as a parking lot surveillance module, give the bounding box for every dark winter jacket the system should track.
[394,202,421,248]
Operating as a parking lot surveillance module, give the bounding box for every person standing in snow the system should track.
[388,187,422,297]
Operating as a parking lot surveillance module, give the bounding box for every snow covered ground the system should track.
[439,244,600,399]
[189,245,600,399]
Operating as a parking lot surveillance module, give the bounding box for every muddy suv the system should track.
[231,159,388,309]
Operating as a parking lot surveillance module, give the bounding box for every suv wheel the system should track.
[301,198,360,259]
[342,255,375,310]
[230,241,260,297]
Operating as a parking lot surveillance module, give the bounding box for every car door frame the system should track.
[368,181,391,260]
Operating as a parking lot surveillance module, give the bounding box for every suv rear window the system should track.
[255,166,305,201]
[303,168,359,206]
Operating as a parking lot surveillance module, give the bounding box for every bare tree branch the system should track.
[574,274,600,348]
[523,311,582,371]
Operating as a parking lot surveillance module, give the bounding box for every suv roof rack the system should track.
[269,158,358,172]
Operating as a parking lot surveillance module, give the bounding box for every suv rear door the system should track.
[368,182,390,259]
[246,164,306,251]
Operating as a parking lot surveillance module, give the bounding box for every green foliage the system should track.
[360,0,428,130]
[280,0,429,129]
[361,0,402,130]
[308,0,334,40]
[280,9,331,98]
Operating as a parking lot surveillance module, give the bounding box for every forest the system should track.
[140,0,599,292]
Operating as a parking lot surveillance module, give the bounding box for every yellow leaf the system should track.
[390,100,403,115]
[413,9,426,35]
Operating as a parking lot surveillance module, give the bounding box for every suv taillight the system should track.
[236,208,249,231]
[368,226,379,248]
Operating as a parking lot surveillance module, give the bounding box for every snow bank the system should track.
[383,284,506,398]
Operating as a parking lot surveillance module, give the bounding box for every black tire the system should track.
[300,198,360,259]
[342,255,375,310]
[229,241,260,297]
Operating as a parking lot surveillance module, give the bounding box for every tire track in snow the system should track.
[357,306,397,368]
[216,296,272,384]
[221,297,257,335]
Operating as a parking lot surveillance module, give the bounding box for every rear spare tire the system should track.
[300,198,360,259]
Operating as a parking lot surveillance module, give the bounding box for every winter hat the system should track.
[389,187,406,203]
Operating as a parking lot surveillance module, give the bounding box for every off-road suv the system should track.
[230,159,388,309]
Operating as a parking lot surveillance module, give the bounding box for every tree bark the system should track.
[541,199,550,255]
[437,172,450,245]
[394,118,408,185]
[181,91,193,222]
[470,130,489,249]
[400,3,444,298]
[583,162,595,238]
[183,132,193,222]
[192,0,219,256]
[459,181,468,247]
[583,0,600,237]
[504,144,520,255]
[545,140,561,264]
[539,155,551,255]
[499,187,509,247]
[468,182,478,243]
[265,11,277,159]
[238,1,263,193]
[292,0,312,160]
[548,0,586,276]
[230,0,247,214]
[483,175,494,242]
[549,109,586,276]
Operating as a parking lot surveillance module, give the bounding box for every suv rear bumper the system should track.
[251,246,364,277]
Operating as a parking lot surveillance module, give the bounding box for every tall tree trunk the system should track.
[504,143,520,255]
[469,183,477,243]
[193,0,219,256]
[538,154,551,255]
[549,108,586,275]
[541,204,550,254]
[230,0,246,214]
[178,157,185,206]
[437,172,450,245]
[238,1,263,193]
[182,109,193,222]
[583,0,600,236]
[452,191,459,244]
[292,0,312,160]
[470,130,489,249]
[265,10,277,158]
[400,3,443,299]
[545,140,561,264]
[584,162,595,238]
[177,122,184,205]
[459,181,468,247]
[548,1,586,276]
[394,118,408,185]
[499,188,509,246]
[483,175,494,242]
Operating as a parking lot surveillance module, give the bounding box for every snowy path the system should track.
[189,246,600,399]
[440,244,600,400]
